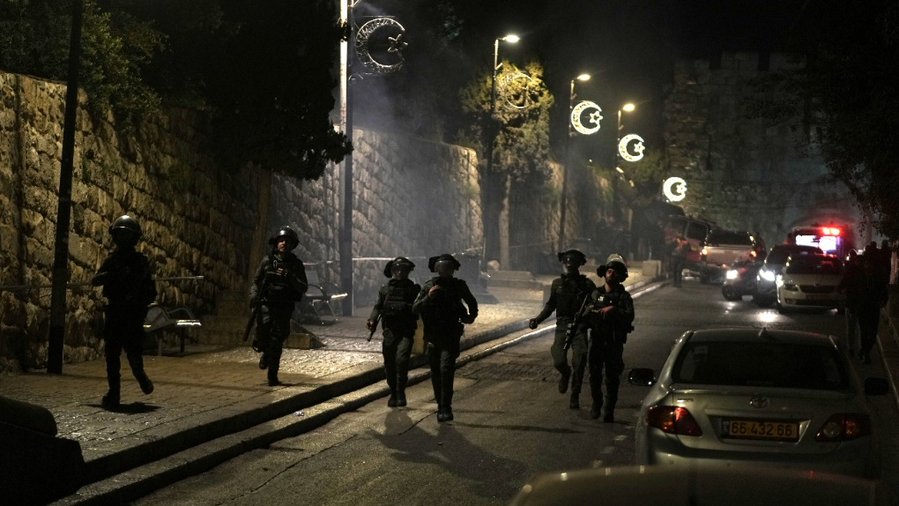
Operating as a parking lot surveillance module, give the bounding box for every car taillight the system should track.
[815,414,871,441]
[646,405,703,436]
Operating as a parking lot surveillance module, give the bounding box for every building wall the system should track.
[663,52,861,247]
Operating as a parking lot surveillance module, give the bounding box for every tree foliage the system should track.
[459,60,554,181]
[802,1,899,238]
[0,0,350,180]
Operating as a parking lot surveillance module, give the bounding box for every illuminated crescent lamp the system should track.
[663,176,687,202]
[570,100,603,135]
[354,17,407,75]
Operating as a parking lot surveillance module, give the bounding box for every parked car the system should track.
[699,229,762,284]
[663,214,713,274]
[628,328,888,479]
[509,466,888,506]
[722,258,762,301]
[754,244,823,307]
[776,253,845,312]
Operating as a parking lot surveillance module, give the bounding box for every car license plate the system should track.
[722,419,799,441]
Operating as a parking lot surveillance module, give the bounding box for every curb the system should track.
[57,278,665,504]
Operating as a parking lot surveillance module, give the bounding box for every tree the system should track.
[459,60,554,266]
[0,0,351,180]
[799,1,899,238]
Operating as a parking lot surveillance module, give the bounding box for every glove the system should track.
[366,319,377,332]
[460,314,476,324]
[528,318,538,330]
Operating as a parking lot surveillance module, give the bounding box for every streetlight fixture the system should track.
[559,72,591,251]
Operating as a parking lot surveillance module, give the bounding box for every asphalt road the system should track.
[133,279,899,505]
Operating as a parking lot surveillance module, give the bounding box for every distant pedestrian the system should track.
[249,226,308,386]
[838,250,863,356]
[669,235,689,287]
[413,254,478,422]
[580,256,635,422]
[528,249,595,409]
[367,257,420,407]
[92,215,157,409]
[841,252,888,363]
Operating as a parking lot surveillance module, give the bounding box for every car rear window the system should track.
[672,341,849,390]
[785,257,843,275]
[766,246,821,265]
[706,230,752,246]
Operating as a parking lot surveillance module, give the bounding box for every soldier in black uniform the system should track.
[250,226,308,386]
[528,249,595,409]
[581,255,635,422]
[412,254,478,422]
[92,215,157,409]
[367,257,420,407]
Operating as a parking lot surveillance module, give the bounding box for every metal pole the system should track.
[338,0,354,315]
[559,79,575,252]
[47,0,83,374]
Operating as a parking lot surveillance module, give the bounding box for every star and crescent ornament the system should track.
[618,133,646,162]
[570,100,603,135]
[354,17,407,75]
[663,176,688,202]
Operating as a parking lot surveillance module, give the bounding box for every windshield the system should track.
[672,341,849,390]
[785,256,843,275]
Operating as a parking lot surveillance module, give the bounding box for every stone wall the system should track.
[0,72,262,370]
[663,52,861,246]
[0,72,511,370]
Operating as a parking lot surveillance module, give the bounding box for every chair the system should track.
[143,303,202,355]
[297,270,347,325]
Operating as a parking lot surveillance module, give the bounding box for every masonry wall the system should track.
[0,72,515,371]
[663,52,862,246]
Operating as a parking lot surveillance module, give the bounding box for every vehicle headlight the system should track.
[725,269,739,280]
[759,269,776,282]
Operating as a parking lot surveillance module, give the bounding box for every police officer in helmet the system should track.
[92,215,157,408]
[367,257,420,407]
[249,226,308,386]
[529,249,595,410]
[580,254,635,422]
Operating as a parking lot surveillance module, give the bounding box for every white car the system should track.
[629,328,888,479]
[776,253,845,312]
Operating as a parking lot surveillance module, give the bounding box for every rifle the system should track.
[563,290,592,350]
[367,313,381,342]
[243,274,271,343]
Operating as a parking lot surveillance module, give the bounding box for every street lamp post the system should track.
[559,73,591,252]
[484,33,518,264]
[613,102,636,256]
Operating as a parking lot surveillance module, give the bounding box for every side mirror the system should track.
[628,368,656,386]
[864,377,890,396]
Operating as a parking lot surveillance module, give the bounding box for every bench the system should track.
[143,303,202,355]
[297,270,347,325]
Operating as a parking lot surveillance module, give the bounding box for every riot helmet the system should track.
[557,249,587,266]
[428,254,461,273]
[598,254,628,280]
[384,256,416,278]
[109,215,142,248]
[269,226,300,250]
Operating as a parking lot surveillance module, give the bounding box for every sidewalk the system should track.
[0,268,653,504]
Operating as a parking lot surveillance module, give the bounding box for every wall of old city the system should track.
[663,52,863,247]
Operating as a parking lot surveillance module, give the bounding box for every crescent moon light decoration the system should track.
[618,133,646,162]
[500,71,536,109]
[570,100,603,135]
[354,17,407,75]
[663,176,688,202]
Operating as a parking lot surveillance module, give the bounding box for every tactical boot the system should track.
[102,390,120,409]
[443,406,454,422]
[437,406,447,422]
[258,353,269,370]
[396,390,407,407]
[589,402,603,419]
[387,391,398,408]
[138,375,154,395]
[603,410,615,423]
[558,367,571,394]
